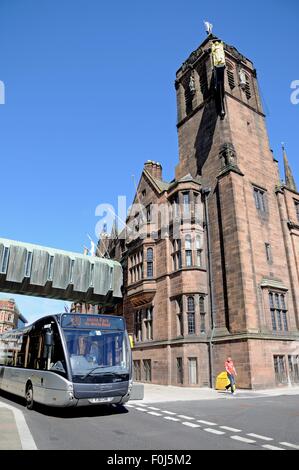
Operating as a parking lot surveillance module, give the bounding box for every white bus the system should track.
[0,313,133,409]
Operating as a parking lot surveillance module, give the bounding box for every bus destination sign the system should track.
[61,314,125,330]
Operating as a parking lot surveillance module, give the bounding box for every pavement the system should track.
[1,383,299,450]
[130,383,299,403]
[0,400,37,450]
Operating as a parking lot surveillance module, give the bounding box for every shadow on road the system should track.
[0,390,129,418]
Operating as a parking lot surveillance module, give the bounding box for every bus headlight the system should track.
[128,379,133,393]
[67,384,74,392]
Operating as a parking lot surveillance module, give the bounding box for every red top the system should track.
[225,360,236,375]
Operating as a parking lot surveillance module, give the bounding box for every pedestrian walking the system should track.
[225,357,237,394]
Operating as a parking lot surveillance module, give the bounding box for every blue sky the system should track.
[0,0,298,323]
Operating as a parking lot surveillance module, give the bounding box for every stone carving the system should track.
[219,143,237,167]
[238,68,247,88]
[189,74,196,94]
[212,41,226,68]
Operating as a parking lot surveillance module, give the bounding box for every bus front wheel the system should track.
[25,383,34,410]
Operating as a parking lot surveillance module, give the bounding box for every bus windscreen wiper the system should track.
[81,366,117,380]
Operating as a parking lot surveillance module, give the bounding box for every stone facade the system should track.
[103,34,299,389]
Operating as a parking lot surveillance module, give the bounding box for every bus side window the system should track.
[49,324,67,377]
[17,333,29,368]
[28,322,49,370]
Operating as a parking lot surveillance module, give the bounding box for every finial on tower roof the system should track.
[282,142,297,192]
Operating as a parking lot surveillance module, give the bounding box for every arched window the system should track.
[147,248,153,278]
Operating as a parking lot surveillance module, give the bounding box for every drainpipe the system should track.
[202,187,216,389]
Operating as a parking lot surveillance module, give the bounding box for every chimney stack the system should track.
[144,160,163,180]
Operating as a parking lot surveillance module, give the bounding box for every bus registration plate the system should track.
[88,397,114,403]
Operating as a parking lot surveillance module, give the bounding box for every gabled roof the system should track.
[143,169,170,193]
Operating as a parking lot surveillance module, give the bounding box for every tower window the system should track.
[273,355,287,384]
[253,187,266,213]
[176,297,183,336]
[185,234,192,267]
[184,75,194,115]
[244,75,251,100]
[146,248,154,278]
[135,310,143,342]
[269,292,288,332]
[187,296,195,334]
[199,296,206,333]
[172,239,182,271]
[288,355,299,384]
[196,236,202,267]
[144,307,153,340]
[295,201,299,222]
[198,61,208,99]
[183,192,190,217]
[265,243,272,264]
[133,360,141,381]
[177,357,183,384]
[226,63,235,90]
[146,204,152,223]
[143,359,152,382]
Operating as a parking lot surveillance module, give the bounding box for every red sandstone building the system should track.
[0,298,27,333]
[99,32,299,390]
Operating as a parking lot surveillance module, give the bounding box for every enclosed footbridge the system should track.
[0,238,122,305]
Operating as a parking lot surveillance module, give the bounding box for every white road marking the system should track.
[197,420,217,426]
[262,445,285,451]
[220,426,241,432]
[247,433,273,441]
[231,436,256,444]
[164,416,180,422]
[177,415,195,420]
[182,422,201,428]
[130,401,292,452]
[204,428,225,435]
[279,442,299,450]
[147,411,162,416]
[0,402,37,450]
